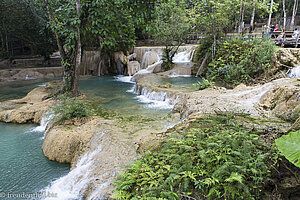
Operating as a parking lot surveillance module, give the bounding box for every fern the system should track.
[113,115,276,199]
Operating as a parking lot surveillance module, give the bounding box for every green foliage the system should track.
[114,115,276,199]
[207,37,276,85]
[195,38,213,62]
[149,0,191,46]
[193,78,214,90]
[276,130,300,168]
[0,0,56,58]
[148,0,191,68]
[85,0,136,53]
[52,95,89,122]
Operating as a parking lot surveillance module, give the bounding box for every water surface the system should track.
[0,123,69,197]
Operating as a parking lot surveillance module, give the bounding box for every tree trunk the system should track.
[212,7,216,60]
[250,4,256,32]
[72,0,82,96]
[290,0,298,30]
[238,0,244,34]
[268,0,274,28]
[5,34,9,55]
[196,53,208,77]
[283,0,287,31]
[44,0,66,60]
[44,0,81,95]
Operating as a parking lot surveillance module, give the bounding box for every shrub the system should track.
[194,38,213,62]
[52,95,89,122]
[207,37,276,85]
[193,78,214,90]
[113,115,276,200]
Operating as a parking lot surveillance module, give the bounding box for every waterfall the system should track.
[135,60,163,75]
[42,143,104,200]
[288,66,300,78]
[172,48,195,63]
[32,113,54,133]
[115,75,134,83]
[134,46,196,76]
[134,86,179,109]
[141,50,161,69]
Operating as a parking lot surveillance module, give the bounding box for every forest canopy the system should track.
[0,0,298,94]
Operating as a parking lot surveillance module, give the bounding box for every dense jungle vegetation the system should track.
[0,0,299,93]
[0,0,299,199]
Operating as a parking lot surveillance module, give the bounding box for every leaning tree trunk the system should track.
[283,0,287,31]
[290,0,298,30]
[72,0,82,96]
[268,0,274,28]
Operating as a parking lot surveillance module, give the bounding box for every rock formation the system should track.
[0,81,60,123]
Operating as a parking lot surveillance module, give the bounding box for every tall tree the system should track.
[44,0,154,95]
[250,3,256,32]
[283,0,287,31]
[268,0,274,28]
[0,0,56,58]
[290,0,298,29]
[149,0,191,69]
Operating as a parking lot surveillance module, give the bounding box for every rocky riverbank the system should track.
[0,68,299,199]
[0,81,60,123]
[0,67,63,82]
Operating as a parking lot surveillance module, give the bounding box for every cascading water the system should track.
[288,66,300,78]
[42,135,104,200]
[32,113,54,133]
[172,48,195,63]
[134,86,179,109]
[134,46,196,76]
[141,50,161,69]
[135,60,163,75]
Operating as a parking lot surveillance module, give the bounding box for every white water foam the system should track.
[114,75,135,83]
[173,48,195,63]
[42,144,103,200]
[135,87,177,110]
[135,60,163,75]
[32,113,54,133]
[136,95,174,109]
[288,66,300,78]
[37,83,47,87]
[168,72,192,78]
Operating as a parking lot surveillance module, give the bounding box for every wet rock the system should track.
[0,67,63,82]
[127,61,140,76]
[42,117,95,164]
[0,81,60,123]
[259,78,300,122]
